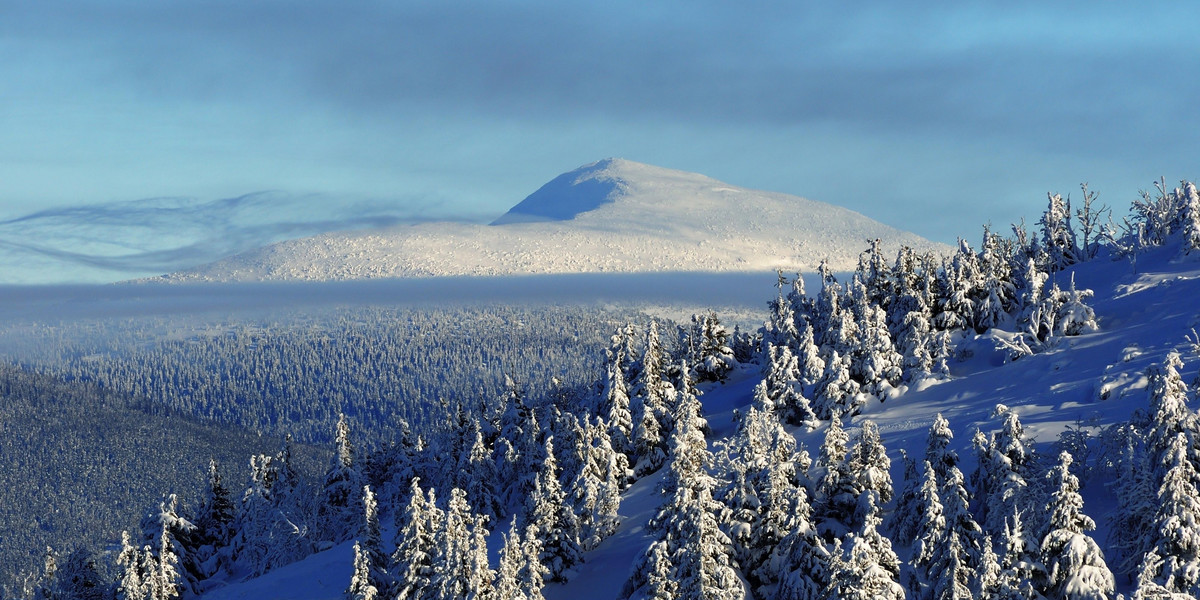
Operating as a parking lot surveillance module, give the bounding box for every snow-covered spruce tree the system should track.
[847,420,893,529]
[1014,257,1051,346]
[495,518,526,600]
[320,414,364,543]
[718,382,805,594]
[524,438,582,582]
[972,406,1033,537]
[602,333,636,462]
[460,420,501,521]
[771,485,830,600]
[811,260,842,349]
[765,271,802,352]
[762,344,817,428]
[933,245,978,333]
[828,494,905,600]
[1130,549,1183,600]
[52,547,107,600]
[887,449,923,545]
[675,376,744,599]
[978,535,1003,599]
[356,486,389,597]
[1181,181,1200,255]
[1107,431,1155,581]
[498,395,545,510]
[996,507,1047,600]
[625,369,744,600]
[855,301,903,397]
[1111,352,1199,578]
[1143,432,1200,596]
[813,351,860,420]
[630,540,677,600]
[974,225,1016,332]
[146,516,183,600]
[795,317,826,389]
[926,413,958,482]
[118,531,146,600]
[896,295,936,382]
[886,245,921,334]
[517,522,548,600]
[1146,352,1194,463]
[937,464,987,598]
[430,488,494,600]
[929,534,974,600]
[690,310,737,383]
[908,461,945,599]
[746,455,806,594]
[673,481,746,600]
[568,417,624,551]
[811,413,854,540]
[1054,274,1097,337]
[391,480,441,600]
[787,268,815,331]
[1039,451,1114,600]
[633,320,673,476]
[139,494,198,598]
[855,237,893,308]
[346,542,378,600]
[193,459,235,580]
[1039,192,1080,272]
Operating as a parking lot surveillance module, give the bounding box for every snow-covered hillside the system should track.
[159,159,947,282]
[195,241,1200,600]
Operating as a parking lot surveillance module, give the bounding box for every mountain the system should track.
[159,159,948,282]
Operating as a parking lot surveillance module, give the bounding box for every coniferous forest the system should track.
[9,179,1200,600]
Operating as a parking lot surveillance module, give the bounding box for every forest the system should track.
[9,179,1200,600]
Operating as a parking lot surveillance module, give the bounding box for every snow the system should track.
[184,239,1200,599]
[158,159,948,283]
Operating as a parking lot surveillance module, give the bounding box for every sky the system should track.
[2,1,1198,283]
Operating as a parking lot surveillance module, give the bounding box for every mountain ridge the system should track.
[158,159,949,283]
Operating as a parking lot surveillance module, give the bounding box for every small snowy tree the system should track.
[1039,451,1114,600]
[1054,274,1097,337]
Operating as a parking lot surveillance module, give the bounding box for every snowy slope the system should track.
[160,159,947,282]
[200,248,1200,599]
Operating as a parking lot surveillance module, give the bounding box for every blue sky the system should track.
[2,1,1198,281]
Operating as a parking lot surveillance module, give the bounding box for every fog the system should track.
[0,272,830,323]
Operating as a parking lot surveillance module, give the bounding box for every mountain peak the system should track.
[489,158,712,225]
[490,158,625,225]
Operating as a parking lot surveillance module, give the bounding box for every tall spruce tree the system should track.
[524,438,582,582]
[391,481,440,600]
[1144,432,1200,596]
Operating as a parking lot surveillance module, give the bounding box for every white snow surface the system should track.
[201,246,1200,599]
[160,159,947,282]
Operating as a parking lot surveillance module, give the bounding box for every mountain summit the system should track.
[161,159,948,282]
[491,158,632,224]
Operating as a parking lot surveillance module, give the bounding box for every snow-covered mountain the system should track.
[159,159,947,282]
